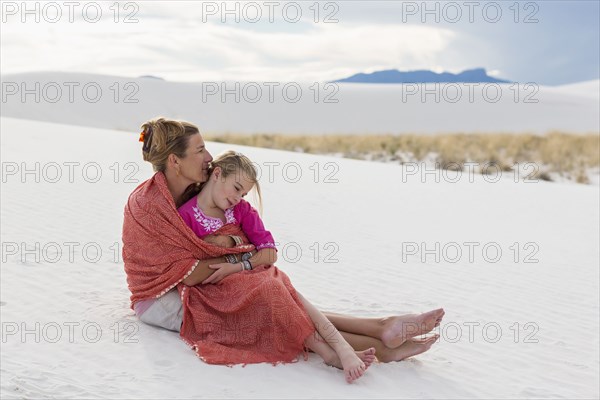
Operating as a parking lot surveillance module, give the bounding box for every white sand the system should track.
[1,73,599,135]
[1,117,599,399]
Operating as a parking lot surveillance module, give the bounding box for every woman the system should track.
[122,117,444,365]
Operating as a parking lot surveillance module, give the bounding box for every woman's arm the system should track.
[182,256,228,286]
[182,234,239,286]
[199,248,270,285]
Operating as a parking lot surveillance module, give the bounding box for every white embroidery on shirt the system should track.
[225,208,237,224]
[256,242,276,250]
[192,206,237,234]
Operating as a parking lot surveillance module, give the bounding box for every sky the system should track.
[1,0,599,85]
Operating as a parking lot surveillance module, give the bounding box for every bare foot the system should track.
[356,347,377,367]
[380,308,445,349]
[325,347,376,383]
[390,334,439,361]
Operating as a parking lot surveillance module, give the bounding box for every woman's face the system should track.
[179,133,213,183]
[212,167,255,211]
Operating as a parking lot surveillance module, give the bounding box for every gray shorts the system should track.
[138,288,183,332]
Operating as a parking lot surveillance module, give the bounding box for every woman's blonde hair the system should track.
[140,117,200,172]
[210,150,263,214]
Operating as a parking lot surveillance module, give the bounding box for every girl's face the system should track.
[212,167,255,211]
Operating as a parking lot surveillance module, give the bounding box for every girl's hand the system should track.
[203,235,235,248]
[202,262,241,284]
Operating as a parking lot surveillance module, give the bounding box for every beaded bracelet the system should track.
[241,260,253,271]
[224,254,240,264]
[229,235,243,246]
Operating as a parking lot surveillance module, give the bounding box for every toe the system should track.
[348,370,356,382]
[345,371,353,383]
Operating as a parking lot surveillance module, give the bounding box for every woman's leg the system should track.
[322,312,384,339]
[337,331,440,363]
[323,309,445,349]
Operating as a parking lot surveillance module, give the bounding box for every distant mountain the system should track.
[332,68,510,84]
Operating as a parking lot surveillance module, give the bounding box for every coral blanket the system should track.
[122,172,315,365]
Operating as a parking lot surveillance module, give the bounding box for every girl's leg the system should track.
[303,331,376,368]
[303,331,337,365]
[323,309,445,349]
[296,292,376,383]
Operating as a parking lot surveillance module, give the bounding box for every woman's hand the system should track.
[203,235,235,248]
[202,262,241,284]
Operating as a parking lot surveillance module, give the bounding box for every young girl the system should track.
[177,150,377,383]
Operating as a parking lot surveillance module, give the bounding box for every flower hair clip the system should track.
[139,127,153,152]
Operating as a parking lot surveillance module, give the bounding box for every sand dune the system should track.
[1,117,598,398]
[553,79,600,100]
[1,72,598,134]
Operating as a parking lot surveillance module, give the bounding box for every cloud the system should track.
[3,1,596,84]
[1,13,456,82]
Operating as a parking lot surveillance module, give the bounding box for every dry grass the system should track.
[204,132,600,183]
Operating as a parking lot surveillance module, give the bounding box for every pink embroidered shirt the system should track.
[177,197,276,251]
